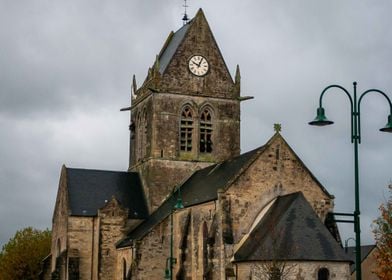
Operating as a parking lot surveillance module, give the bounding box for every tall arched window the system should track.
[56,239,61,257]
[135,109,148,161]
[142,109,148,158]
[180,106,193,152]
[199,108,213,153]
[318,268,330,280]
[123,258,127,280]
[136,112,142,161]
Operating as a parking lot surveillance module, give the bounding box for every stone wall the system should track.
[128,135,341,280]
[133,158,211,212]
[226,135,334,245]
[128,9,241,214]
[116,248,133,280]
[130,92,240,212]
[67,216,97,280]
[97,198,128,280]
[133,218,168,279]
[50,166,69,273]
[131,202,219,279]
[237,261,350,279]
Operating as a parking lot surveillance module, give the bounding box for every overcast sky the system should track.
[1,0,391,248]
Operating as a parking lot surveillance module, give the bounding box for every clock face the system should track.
[188,55,209,76]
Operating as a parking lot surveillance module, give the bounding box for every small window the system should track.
[142,109,148,158]
[270,266,282,280]
[136,109,147,161]
[136,112,142,161]
[318,268,329,280]
[200,108,213,153]
[180,106,194,152]
[123,258,127,280]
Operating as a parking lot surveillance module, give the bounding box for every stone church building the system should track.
[42,9,352,280]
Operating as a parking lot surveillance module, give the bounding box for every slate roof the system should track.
[66,168,148,219]
[233,192,351,262]
[346,245,376,273]
[116,146,264,248]
[158,22,190,74]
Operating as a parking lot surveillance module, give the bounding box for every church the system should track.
[42,9,352,280]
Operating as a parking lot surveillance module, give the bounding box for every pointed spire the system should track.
[147,67,152,80]
[195,8,205,18]
[153,55,160,74]
[131,74,137,101]
[231,64,241,97]
[235,64,241,85]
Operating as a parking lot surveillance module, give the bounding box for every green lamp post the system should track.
[164,189,184,280]
[309,82,392,280]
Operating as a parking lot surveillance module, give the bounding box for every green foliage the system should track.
[373,184,392,280]
[0,227,51,280]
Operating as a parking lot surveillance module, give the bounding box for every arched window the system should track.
[135,108,148,161]
[180,106,194,152]
[56,239,61,257]
[123,258,127,280]
[199,108,213,153]
[142,109,147,158]
[136,112,142,161]
[318,268,329,280]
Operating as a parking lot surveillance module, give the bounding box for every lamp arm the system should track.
[358,89,392,113]
[319,84,354,142]
[358,89,392,143]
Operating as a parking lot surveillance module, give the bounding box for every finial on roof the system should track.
[274,123,282,133]
[182,0,189,25]
[235,64,241,85]
[131,74,137,99]
[153,55,160,73]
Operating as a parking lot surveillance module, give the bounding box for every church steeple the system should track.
[129,9,241,211]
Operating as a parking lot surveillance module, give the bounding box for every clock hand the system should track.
[197,58,203,67]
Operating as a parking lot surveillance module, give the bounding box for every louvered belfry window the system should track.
[180,106,193,151]
[200,108,213,153]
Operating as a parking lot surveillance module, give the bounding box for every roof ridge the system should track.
[66,167,131,174]
[234,191,351,262]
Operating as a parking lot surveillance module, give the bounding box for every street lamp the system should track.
[344,237,356,253]
[164,189,184,280]
[309,82,392,280]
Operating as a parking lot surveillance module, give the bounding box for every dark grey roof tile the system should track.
[66,168,148,219]
[233,192,351,262]
[158,22,190,74]
[116,146,264,248]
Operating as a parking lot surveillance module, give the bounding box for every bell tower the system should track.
[127,9,242,211]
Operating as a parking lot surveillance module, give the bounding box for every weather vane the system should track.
[182,0,189,25]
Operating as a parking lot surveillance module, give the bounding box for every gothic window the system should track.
[202,221,208,275]
[142,109,147,158]
[136,112,142,161]
[136,108,148,161]
[318,268,330,280]
[123,258,127,280]
[199,108,213,153]
[180,106,194,152]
